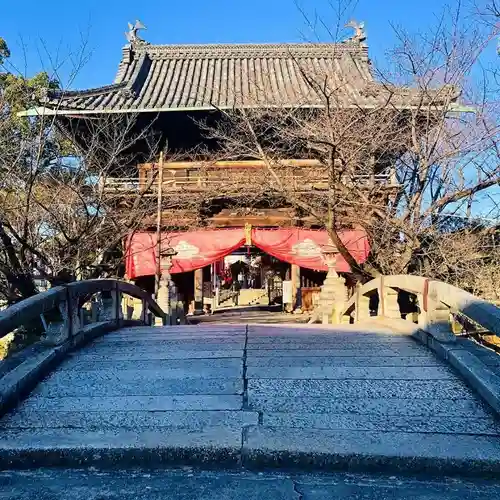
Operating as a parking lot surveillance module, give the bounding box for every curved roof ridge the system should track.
[130,40,369,61]
[134,41,360,49]
[45,81,128,100]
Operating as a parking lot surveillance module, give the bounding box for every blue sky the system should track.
[3,0,467,89]
[3,0,498,218]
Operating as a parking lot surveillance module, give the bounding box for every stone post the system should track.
[43,299,71,346]
[318,245,349,325]
[98,286,122,323]
[354,284,371,323]
[382,287,401,320]
[419,287,456,343]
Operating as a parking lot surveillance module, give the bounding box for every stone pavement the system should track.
[1,324,500,476]
[2,468,500,499]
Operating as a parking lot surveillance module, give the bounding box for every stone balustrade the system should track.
[340,275,500,343]
[0,279,166,347]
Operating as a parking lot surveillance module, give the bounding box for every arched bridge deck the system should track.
[1,278,500,476]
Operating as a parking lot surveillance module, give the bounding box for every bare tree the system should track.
[203,2,500,294]
[0,37,168,303]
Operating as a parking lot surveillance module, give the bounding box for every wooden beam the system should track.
[207,216,296,227]
[138,159,323,171]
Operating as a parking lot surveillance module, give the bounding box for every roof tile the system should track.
[42,42,457,113]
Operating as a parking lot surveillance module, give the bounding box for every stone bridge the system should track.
[1,276,500,481]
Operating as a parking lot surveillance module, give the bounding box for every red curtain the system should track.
[252,228,369,272]
[125,228,369,278]
[125,230,245,278]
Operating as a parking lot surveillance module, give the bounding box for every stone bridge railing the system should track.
[340,275,500,343]
[0,279,165,347]
[0,279,165,415]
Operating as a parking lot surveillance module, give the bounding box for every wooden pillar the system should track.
[194,268,204,313]
[291,264,302,312]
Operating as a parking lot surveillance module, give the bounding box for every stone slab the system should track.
[99,333,247,342]
[247,348,429,358]
[448,349,500,416]
[247,342,426,352]
[33,377,243,397]
[90,343,244,353]
[295,472,500,499]
[262,412,500,435]
[1,410,259,430]
[0,469,298,500]
[246,365,454,380]
[94,338,246,347]
[48,366,242,384]
[247,379,476,399]
[242,426,500,476]
[248,396,492,417]
[0,428,242,469]
[59,357,243,372]
[248,325,396,334]
[17,395,243,412]
[119,326,246,333]
[246,336,415,345]
[74,350,244,361]
[247,355,441,367]
[2,469,500,500]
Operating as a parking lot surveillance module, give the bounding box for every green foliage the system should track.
[0,38,70,167]
[0,39,59,134]
[0,37,10,65]
[2,71,59,116]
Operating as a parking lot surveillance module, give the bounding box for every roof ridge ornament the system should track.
[345,20,366,44]
[125,20,149,46]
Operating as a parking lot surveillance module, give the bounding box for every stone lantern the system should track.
[156,247,178,324]
[318,244,349,324]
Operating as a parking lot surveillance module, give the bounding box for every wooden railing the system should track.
[340,275,500,343]
[0,279,166,347]
[102,172,396,195]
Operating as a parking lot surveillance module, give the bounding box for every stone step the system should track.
[246,335,413,344]
[99,333,247,341]
[261,412,500,435]
[90,342,245,351]
[242,426,500,477]
[49,366,242,382]
[248,326,399,335]
[0,428,242,469]
[247,378,476,400]
[59,357,243,372]
[247,348,429,358]
[1,410,258,430]
[94,337,246,347]
[246,355,441,367]
[246,365,454,380]
[248,396,492,417]
[18,395,243,412]
[2,426,500,478]
[32,376,243,398]
[246,340,424,350]
[74,349,243,361]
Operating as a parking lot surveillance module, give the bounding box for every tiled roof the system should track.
[41,41,457,113]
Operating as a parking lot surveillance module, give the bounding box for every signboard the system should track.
[282,280,293,304]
